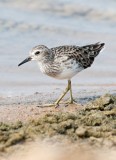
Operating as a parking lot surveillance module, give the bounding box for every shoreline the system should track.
[0,89,115,123]
[0,83,116,97]
[0,83,116,160]
[0,93,115,160]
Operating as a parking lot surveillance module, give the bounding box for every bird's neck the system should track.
[38,60,52,75]
[37,53,54,73]
[41,52,54,64]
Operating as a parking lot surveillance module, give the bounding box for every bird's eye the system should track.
[35,51,40,55]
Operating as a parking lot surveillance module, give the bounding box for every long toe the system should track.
[62,98,77,105]
[37,103,56,107]
[70,99,78,105]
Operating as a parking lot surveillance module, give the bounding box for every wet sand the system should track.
[0,92,116,160]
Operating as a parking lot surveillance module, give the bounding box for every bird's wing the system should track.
[51,43,105,69]
[76,42,105,68]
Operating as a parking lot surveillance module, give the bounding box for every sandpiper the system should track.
[18,42,105,107]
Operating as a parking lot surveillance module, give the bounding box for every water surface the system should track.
[0,0,116,96]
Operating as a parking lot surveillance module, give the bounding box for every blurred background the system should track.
[0,0,116,96]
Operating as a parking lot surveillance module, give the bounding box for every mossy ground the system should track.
[0,94,116,152]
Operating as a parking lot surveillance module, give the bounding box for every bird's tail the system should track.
[81,42,105,57]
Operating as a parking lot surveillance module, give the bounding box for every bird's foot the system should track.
[37,103,59,108]
[37,103,55,107]
[36,99,77,108]
[62,99,78,106]
[70,99,78,104]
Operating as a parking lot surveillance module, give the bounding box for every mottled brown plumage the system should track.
[51,42,104,69]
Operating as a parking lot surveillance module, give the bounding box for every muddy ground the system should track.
[0,93,116,159]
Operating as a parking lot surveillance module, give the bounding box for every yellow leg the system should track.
[69,80,73,104]
[65,80,77,105]
[37,80,76,108]
[55,80,70,105]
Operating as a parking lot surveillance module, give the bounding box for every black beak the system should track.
[18,57,32,66]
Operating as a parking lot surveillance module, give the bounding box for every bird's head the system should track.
[18,45,50,66]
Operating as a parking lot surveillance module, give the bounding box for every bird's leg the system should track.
[65,80,77,104]
[37,80,77,108]
[37,80,70,108]
[69,80,74,104]
[55,80,70,106]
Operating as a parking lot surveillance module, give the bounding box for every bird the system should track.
[18,42,105,107]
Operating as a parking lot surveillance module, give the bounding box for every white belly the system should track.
[55,61,83,80]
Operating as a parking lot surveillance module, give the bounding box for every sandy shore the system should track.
[0,92,116,160]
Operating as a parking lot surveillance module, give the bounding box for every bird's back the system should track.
[51,42,105,69]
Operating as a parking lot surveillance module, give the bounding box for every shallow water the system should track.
[0,0,116,96]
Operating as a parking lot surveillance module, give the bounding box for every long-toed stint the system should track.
[18,42,105,107]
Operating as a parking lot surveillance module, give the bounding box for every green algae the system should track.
[0,94,116,151]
